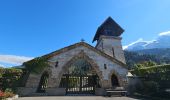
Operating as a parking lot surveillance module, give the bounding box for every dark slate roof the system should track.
[93,17,124,42]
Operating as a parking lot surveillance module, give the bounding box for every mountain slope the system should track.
[135,48,170,58]
[124,50,170,69]
[124,34,170,51]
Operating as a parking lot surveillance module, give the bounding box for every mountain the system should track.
[124,50,170,69]
[123,32,170,69]
[124,34,170,51]
[135,48,170,58]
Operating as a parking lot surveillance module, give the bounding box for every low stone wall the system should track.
[17,87,37,96]
[17,87,66,96]
[95,88,106,96]
[17,87,107,96]
[46,88,65,96]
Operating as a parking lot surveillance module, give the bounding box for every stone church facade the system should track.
[18,17,129,96]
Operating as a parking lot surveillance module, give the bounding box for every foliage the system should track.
[132,64,170,76]
[0,68,23,92]
[136,48,170,59]
[124,50,170,69]
[23,57,49,74]
[131,64,170,98]
[0,68,30,98]
[0,90,5,100]
[0,57,49,94]
[140,81,159,95]
[132,61,156,71]
[4,88,15,98]
[0,89,15,99]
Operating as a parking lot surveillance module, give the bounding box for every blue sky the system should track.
[0,0,170,67]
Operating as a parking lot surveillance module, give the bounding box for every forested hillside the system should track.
[124,50,170,69]
[135,48,170,58]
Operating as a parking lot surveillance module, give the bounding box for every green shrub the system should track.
[131,64,170,98]
[4,92,15,98]
[24,57,49,74]
[0,68,23,92]
[132,64,170,76]
[142,81,159,95]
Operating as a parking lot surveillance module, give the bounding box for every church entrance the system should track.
[60,74,99,94]
[111,74,119,87]
[59,58,100,95]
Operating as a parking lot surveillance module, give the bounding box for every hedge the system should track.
[131,64,170,77]
[0,68,23,92]
[131,64,170,98]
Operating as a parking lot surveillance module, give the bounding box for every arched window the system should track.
[37,71,49,93]
[68,58,93,75]
[111,74,119,87]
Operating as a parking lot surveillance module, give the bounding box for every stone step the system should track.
[105,87,127,97]
[106,87,125,91]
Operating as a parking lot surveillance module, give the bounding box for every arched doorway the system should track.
[111,74,119,87]
[37,71,49,93]
[59,58,100,94]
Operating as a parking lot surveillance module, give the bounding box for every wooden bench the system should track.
[105,87,127,97]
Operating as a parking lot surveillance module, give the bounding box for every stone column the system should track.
[25,74,41,88]
[101,80,111,88]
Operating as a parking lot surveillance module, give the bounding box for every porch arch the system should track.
[37,71,49,93]
[56,51,104,88]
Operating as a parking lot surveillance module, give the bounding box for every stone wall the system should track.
[17,87,37,96]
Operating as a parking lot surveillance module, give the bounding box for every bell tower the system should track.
[93,17,126,64]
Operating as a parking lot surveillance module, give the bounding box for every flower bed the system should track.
[0,90,16,100]
[0,90,5,99]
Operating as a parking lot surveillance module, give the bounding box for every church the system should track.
[17,17,129,96]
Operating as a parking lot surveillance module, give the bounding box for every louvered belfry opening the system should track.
[59,59,100,94]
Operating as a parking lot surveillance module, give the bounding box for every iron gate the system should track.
[60,74,98,94]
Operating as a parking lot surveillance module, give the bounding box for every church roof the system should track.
[39,42,126,67]
[93,17,124,42]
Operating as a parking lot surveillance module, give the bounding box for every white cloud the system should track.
[0,54,34,65]
[159,31,170,36]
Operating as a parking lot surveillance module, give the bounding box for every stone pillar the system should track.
[101,80,111,88]
[25,74,41,88]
